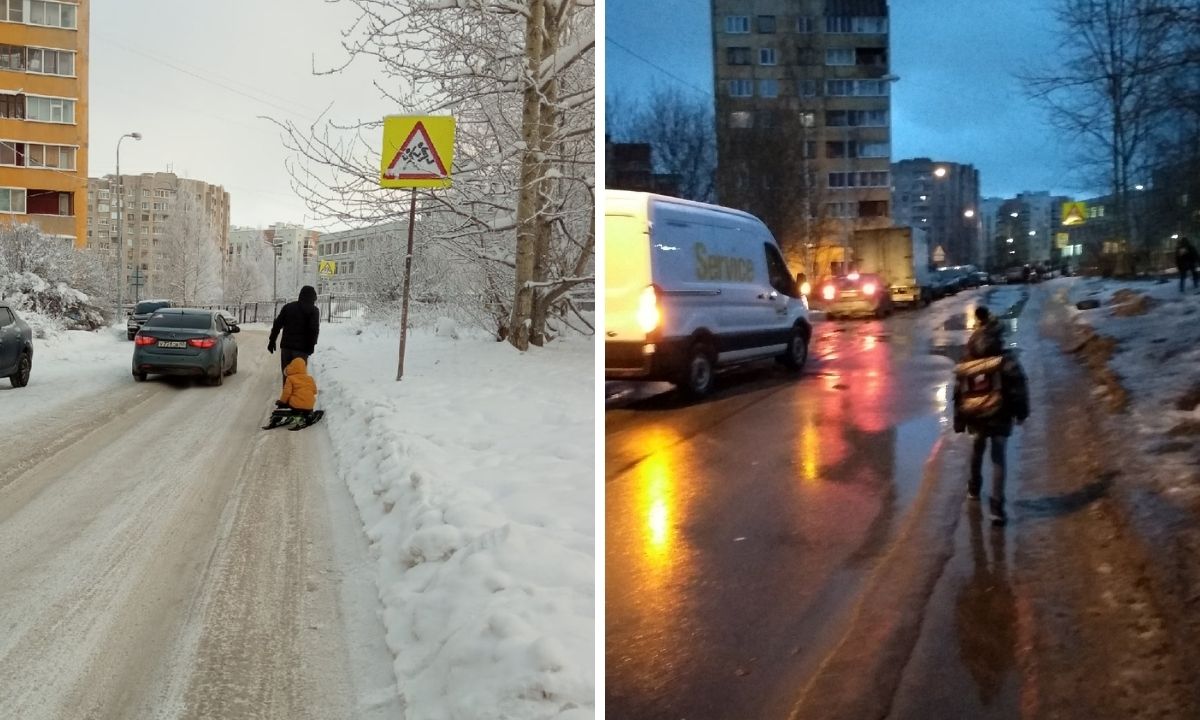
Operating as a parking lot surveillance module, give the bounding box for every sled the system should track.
[262,409,325,431]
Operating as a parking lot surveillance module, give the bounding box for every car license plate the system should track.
[158,340,186,348]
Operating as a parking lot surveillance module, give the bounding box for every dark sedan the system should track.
[127,299,173,340]
[0,303,33,388]
[132,308,239,385]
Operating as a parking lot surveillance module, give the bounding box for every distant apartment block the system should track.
[891,158,981,267]
[230,223,321,301]
[87,172,230,300]
[0,0,88,246]
[604,136,680,197]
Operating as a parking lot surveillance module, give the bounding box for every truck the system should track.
[848,226,933,307]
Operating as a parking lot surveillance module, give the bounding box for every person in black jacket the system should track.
[1176,236,1198,293]
[268,285,320,379]
[953,307,1030,525]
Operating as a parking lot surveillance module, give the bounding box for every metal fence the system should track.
[188,296,369,325]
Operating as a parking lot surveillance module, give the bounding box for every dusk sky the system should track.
[604,0,1093,200]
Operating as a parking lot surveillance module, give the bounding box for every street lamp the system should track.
[933,167,947,178]
[963,209,975,218]
[1010,212,1019,218]
[115,132,142,320]
[271,239,286,302]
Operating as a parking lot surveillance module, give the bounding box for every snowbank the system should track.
[310,323,595,720]
[0,318,129,431]
[1068,278,1200,496]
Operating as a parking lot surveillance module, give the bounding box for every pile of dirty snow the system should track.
[1068,278,1200,494]
[0,272,108,334]
[310,322,595,720]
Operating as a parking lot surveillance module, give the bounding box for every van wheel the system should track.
[678,342,715,398]
[779,327,809,371]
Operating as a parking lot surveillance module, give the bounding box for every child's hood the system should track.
[285,357,308,376]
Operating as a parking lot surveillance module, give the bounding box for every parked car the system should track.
[0,303,33,388]
[971,271,991,286]
[132,308,240,385]
[127,299,174,340]
[822,272,894,319]
[930,268,964,299]
[604,190,812,398]
[1003,265,1030,284]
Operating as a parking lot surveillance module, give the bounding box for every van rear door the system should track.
[604,201,652,343]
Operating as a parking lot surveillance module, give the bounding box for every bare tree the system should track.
[610,86,717,203]
[1022,0,1177,260]
[716,111,828,268]
[161,190,221,305]
[273,0,594,350]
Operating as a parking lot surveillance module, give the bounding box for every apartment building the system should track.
[230,223,321,300]
[0,0,88,246]
[891,158,981,267]
[86,172,230,300]
[711,0,892,263]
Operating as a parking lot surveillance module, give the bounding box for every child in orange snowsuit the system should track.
[277,357,317,413]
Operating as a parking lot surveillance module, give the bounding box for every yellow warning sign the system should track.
[380,115,455,189]
[319,260,337,277]
[1061,201,1087,226]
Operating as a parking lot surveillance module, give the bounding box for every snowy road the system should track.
[0,329,401,720]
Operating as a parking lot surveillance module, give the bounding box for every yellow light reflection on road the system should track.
[800,419,821,483]
[642,453,673,562]
[634,426,684,569]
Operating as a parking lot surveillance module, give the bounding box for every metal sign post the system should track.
[380,115,455,381]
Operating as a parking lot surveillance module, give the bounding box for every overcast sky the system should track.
[89,0,391,229]
[604,0,1090,200]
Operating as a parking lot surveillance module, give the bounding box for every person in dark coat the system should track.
[953,306,1030,525]
[268,285,320,379]
[1176,236,1198,293]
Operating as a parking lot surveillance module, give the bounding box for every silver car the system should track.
[132,308,240,385]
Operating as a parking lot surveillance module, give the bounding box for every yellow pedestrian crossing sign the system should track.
[380,115,455,189]
[319,260,336,277]
[1061,201,1087,226]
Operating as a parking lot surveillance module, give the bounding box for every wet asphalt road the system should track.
[605,286,1030,720]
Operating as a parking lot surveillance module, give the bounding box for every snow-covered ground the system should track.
[0,316,130,431]
[311,321,595,720]
[1067,278,1200,497]
[2,310,596,719]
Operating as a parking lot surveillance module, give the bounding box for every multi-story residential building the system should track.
[604,136,680,197]
[0,0,88,246]
[891,158,981,267]
[978,191,1067,270]
[86,172,230,301]
[232,223,320,300]
[711,0,892,270]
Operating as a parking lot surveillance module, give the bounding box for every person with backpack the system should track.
[953,306,1030,525]
[267,285,320,381]
[1176,236,1198,293]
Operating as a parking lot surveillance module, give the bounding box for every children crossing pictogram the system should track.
[383,122,448,180]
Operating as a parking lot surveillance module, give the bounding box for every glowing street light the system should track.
[1134,184,1145,191]
[1006,238,1014,244]
[1029,230,1037,236]
[934,167,947,178]
[963,209,975,218]
[1010,212,1019,218]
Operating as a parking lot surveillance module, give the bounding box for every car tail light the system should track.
[187,337,218,349]
[134,335,156,346]
[848,272,860,281]
[863,282,877,296]
[636,285,660,334]
[822,284,836,301]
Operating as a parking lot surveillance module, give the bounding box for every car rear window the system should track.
[135,301,170,314]
[144,313,212,330]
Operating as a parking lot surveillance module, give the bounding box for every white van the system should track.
[605,190,812,397]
